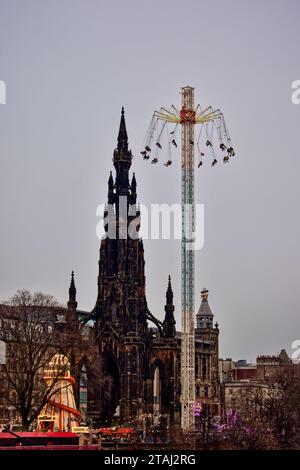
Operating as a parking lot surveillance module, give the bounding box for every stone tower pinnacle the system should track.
[163,275,176,338]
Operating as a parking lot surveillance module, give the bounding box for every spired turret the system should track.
[196,288,214,329]
[117,106,129,153]
[163,275,176,338]
[108,171,114,204]
[113,107,132,197]
[67,271,77,310]
[131,172,137,204]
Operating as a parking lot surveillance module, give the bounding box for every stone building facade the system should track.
[219,350,290,416]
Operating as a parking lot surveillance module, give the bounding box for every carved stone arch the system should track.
[149,358,168,415]
[73,355,91,412]
[78,360,89,421]
[149,358,166,380]
[100,350,121,423]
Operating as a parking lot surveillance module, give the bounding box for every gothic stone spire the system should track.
[163,275,176,338]
[113,107,132,196]
[117,106,128,152]
[68,271,77,310]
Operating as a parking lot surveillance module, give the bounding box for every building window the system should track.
[79,364,88,421]
[153,367,161,415]
[202,355,207,380]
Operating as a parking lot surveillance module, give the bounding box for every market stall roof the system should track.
[46,432,79,438]
[97,427,134,434]
[0,433,18,440]
[12,432,48,438]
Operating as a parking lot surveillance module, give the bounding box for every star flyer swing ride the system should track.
[141,86,235,431]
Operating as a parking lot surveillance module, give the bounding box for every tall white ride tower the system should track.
[142,86,235,430]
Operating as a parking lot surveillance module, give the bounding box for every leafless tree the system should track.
[263,364,300,449]
[206,365,300,450]
[0,290,74,430]
[219,405,278,450]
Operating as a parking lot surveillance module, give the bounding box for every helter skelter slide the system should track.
[38,354,81,432]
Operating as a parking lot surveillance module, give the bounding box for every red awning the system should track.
[0,433,18,440]
[12,432,49,438]
[97,428,134,434]
[46,432,79,438]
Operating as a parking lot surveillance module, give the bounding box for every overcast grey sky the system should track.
[0,0,300,361]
